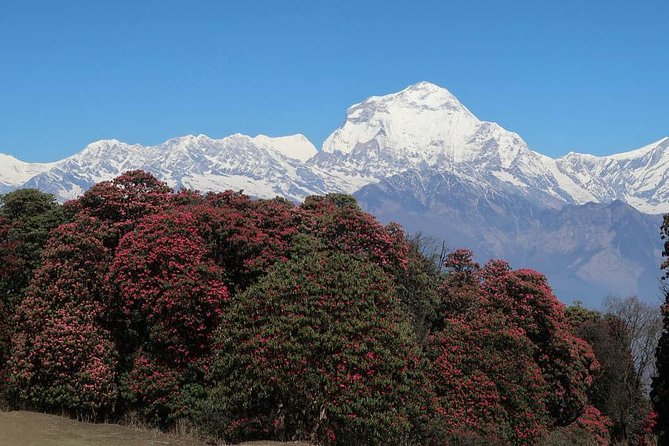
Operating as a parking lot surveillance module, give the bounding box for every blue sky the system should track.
[1,0,667,162]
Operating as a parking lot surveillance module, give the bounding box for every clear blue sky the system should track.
[1,0,667,162]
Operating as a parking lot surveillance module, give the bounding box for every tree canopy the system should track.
[0,171,651,444]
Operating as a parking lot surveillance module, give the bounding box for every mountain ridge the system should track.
[2,81,666,213]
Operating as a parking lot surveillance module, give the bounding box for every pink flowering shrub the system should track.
[10,306,118,413]
[188,192,299,292]
[426,316,550,443]
[299,194,409,275]
[74,170,172,243]
[107,210,228,424]
[547,405,611,446]
[0,217,15,400]
[637,410,657,446]
[477,261,599,425]
[8,216,118,414]
[122,354,189,424]
[109,211,228,365]
[425,249,600,443]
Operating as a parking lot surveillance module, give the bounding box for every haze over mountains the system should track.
[1,82,666,305]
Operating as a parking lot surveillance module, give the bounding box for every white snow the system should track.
[322,81,480,162]
[608,137,669,160]
[492,170,528,188]
[252,134,317,162]
[0,153,57,186]
[539,155,598,204]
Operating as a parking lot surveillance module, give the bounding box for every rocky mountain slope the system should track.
[355,168,663,303]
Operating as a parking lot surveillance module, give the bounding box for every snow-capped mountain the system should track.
[1,81,667,212]
[0,153,56,193]
[311,82,571,208]
[311,81,669,213]
[19,134,327,202]
[554,137,669,214]
[1,81,667,304]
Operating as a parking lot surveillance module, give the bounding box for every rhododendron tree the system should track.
[190,192,300,293]
[0,190,67,402]
[0,216,19,399]
[74,170,172,244]
[0,217,24,308]
[10,307,118,415]
[122,353,205,424]
[108,211,229,424]
[109,211,228,365]
[638,410,658,446]
[299,194,409,275]
[426,315,550,444]
[471,256,598,426]
[8,216,118,415]
[248,197,301,265]
[205,251,427,445]
[0,189,65,310]
[542,405,612,446]
[428,249,599,443]
[567,405,612,446]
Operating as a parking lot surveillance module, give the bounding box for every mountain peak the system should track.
[607,136,669,161]
[322,82,480,157]
[0,153,58,186]
[408,80,441,89]
[76,139,144,157]
[561,136,669,162]
[402,80,457,97]
[365,81,473,115]
[86,139,125,148]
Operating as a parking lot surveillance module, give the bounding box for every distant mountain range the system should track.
[1,82,666,306]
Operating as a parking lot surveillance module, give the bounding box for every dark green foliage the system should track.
[0,189,66,406]
[652,301,669,446]
[0,189,65,309]
[568,305,650,444]
[652,214,669,445]
[204,251,427,445]
[0,188,60,220]
[7,216,118,415]
[301,193,361,211]
[393,233,443,341]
